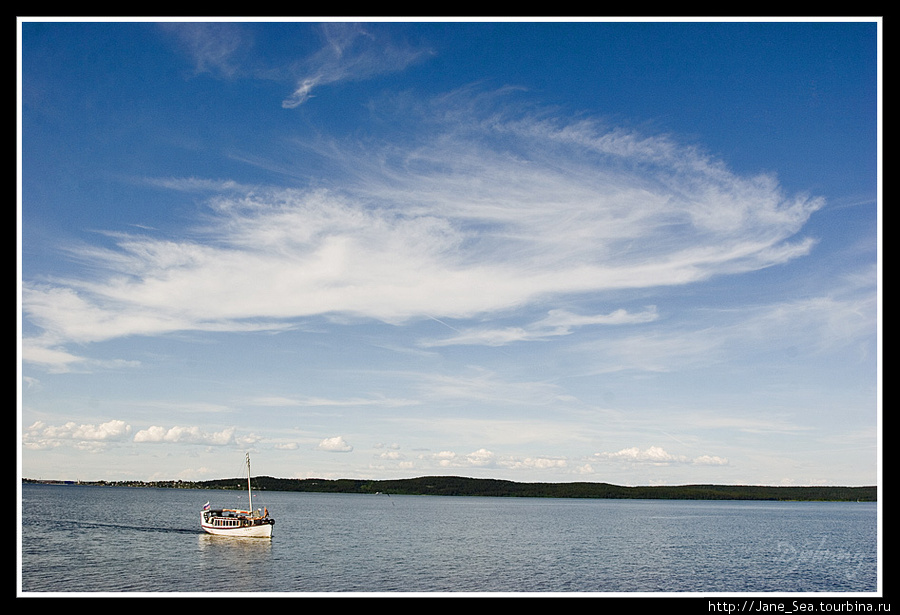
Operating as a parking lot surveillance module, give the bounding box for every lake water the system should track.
[19,483,878,594]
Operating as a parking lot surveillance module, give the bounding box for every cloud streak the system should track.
[282,23,430,108]
[421,307,660,347]
[21,92,824,371]
[161,22,250,78]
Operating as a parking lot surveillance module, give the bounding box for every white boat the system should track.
[200,453,274,538]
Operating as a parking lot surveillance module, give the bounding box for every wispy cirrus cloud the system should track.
[21,88,824,370]
[421,307,659,347]
[282,23,431,108]
[580,277,877,374]
[160,22,251,78]
[414,368,571,407]
[248,395,419,408]
[160,22,430,108]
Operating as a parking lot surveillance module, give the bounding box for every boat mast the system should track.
[246,453,252,514]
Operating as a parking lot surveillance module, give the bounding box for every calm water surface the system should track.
[20,483,878,594]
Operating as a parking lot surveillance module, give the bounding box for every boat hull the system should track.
[201,511,274,538]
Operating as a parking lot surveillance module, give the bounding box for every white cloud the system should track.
[248,395,419,408]
[20,338,86,371]
[414,448,568,473]
[161,22,429,108]
[422,307,659,347]
[465,448,496,467]
[161,22,249,78]
[23,420,261,452]
[500,456,568,471]
[598,445,684,463]
[23,419,132,450]
[21,331,143,374]
[282,23,430,108]
[416,368,568,407]
[317,435,353,452]
[133,425,237,445]
[433,451,457,467]
[20,90,824,366]
[593,446,727,466]
[693,455,729,466]
[584,279,877,374]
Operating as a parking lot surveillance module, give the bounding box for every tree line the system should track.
[198,475,877,501]
[24,475,875,501]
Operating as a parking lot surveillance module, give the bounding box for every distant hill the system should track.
[23,475,876,501]
[193,475,876,501]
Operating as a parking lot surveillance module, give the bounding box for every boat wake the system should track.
[57,519,198,535]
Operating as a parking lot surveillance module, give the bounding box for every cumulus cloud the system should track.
[133,425,237,445]
[377,450,404,461]
[464,448,496,467]
[594,446,728,466]
[433,451,457,467]
[24,419,132,451]
[501,456,568,471]
[317,435,353,452]
[417,448,567,472]
[693,455,729,466]
[23,419,265,452]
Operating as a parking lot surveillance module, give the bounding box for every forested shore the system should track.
[23,475,876,501]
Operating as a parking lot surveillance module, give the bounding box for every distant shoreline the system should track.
[21,475,877,501]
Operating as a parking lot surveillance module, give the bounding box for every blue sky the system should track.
[18,18,880,486]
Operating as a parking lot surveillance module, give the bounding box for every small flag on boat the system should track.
[203,501,210,510]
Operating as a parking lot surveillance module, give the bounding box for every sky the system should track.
[18,18,880,486]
